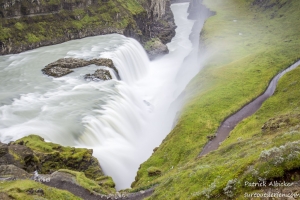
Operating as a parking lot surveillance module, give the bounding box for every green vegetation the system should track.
[2,0,299,199]
[0,25,11,41]
[13,135,105,182]
[0,0,147,50]
[147,166,162,177]
[58,169,115,194]
[25,33,41,43]
[120,0,145,14]
[1,135,117,197]
[14,22,26,31]
[132,0,300,199]
[0,180,81,200]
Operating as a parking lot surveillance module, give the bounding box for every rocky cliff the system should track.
[0,0,176,58]
[135,0,176,59]
[0,135,116,197]
[0,135,157,199]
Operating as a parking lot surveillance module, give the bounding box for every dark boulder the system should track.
[144,38,169,60]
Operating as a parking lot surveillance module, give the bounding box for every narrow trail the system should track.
[199,60,300,157]
[43,180,154,200]
[6,11,60,19]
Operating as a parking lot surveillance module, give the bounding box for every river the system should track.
[0,3,198,190]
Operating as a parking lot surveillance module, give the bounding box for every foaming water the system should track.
[0,3,197,190]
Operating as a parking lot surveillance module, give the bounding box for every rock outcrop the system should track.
[144,38,168,60]
[42,58,117,79]
[0,165,31,180]
[135,0,176,58]
[0,135,106,181]
[0,135,158,199]
[0,142,38,172]
[84,69,112,81]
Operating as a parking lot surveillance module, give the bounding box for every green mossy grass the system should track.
[0,179,81,200]
[13,135,104,182]
[58,169,116,194]
[132,0,300,199]
[5,135,116,196]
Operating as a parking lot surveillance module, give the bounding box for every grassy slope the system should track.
[0,180,82,200]
[58,169,116,194]
[131,0,300,199]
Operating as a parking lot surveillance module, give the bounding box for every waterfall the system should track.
[101,38,150,84]
[0,3,195,191]
[79,82,148,146]
[76,39,152,189]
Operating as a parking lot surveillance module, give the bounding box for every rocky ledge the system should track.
[0,135,116,197]
[0,135,154,199]
[42,58,118,80]
[0,135,106,180]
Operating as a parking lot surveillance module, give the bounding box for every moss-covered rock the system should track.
[144,37,168,60]
[9,135,104,182]
[95,175,116,188]
[147,166,162,177]
[51,169,116,194]
[0,135,119,197]
[0,142,40,172]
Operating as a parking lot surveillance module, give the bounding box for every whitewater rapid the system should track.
[0,3,197,190]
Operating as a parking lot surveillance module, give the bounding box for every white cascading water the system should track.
[0,3,197,190]
[101,38,149,84]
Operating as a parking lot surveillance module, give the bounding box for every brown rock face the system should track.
[42,58,118,80]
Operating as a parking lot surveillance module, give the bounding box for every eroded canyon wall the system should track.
[0,0,176,57]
